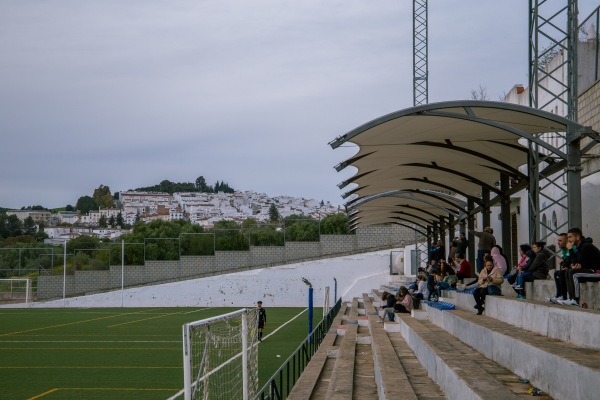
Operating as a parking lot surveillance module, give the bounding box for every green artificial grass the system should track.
[0,307,317,400]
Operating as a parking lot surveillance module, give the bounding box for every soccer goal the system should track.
[183,308,259,400]
[0,278,33,306]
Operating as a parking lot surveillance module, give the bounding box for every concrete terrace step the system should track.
[325,322,358,399]
[324,297,378,400]
[362,293,444,400]
[395,313,550,400]
[445,290,600,349]
[426,306,600,400]
[287,303,348,400]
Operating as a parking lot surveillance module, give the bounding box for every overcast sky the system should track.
[1,1,598,209]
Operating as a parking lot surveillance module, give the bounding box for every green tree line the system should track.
[134,176,234,194]
[0,213,350,276]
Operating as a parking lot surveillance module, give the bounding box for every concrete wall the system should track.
[30,249,397,308]
[37,224,415,300]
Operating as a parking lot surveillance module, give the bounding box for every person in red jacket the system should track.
[453,253,472,280]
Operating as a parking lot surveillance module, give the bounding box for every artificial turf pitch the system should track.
[0,307,315,400]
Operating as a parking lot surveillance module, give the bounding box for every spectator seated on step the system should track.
[452,253,473,281]
[547,233,571,304]
[411,274,430,301]
[558,227,600,306]
[511,241,550,299]
[506,244,533,293]
[490,246,508,276]
[434,268,458,298]
[394,286,413,314]
[378,291,396,322]
[426,258,438,273]
[473,256,504,315]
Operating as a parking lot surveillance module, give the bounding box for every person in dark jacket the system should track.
[506,244,533,286]
[257,301,267,341]
[548,233,571,303]
[513,241,549,298]
[378,291,397,322]
[560,227,600,306]
[455,232,468,260]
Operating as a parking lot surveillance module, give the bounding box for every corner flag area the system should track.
[0,307,314,400]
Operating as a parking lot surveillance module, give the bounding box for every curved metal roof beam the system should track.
[401,162,502,195]
[329,100,582,152]
[422,108,567,159]
[411,140,529,180]
[334,151,376,172]
[348,197,458,218]
[399,178,482,205]
[350,220,427,236]
[349,216,428,232]
[350,209,438,227]
[346,189,468,213]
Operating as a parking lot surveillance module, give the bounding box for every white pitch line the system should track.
[0,340,180,343]
[167,308,308,400]
[261,308,307,342]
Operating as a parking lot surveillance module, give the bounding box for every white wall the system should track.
[25,249,399,308]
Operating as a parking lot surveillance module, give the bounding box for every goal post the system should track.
[183,308,259,400]
[0,278,33,306]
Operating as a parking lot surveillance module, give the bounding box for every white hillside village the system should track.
[6,191,341,244]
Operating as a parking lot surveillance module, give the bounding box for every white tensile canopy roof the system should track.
[330,101,585,230]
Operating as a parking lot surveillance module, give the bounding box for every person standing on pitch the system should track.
[257,301,266,342]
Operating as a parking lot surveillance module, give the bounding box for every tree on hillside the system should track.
[116,212,125,227]
[98,215,108,228]
[65,204,74,211]
[320,213,349,235]
[215,181,234,193]
[268,204,280,222]
[0,214,23,238]
[20,205,48,211]
[195,176,209,192]
[76,196,97,214]
[283,214,319,242]
[93,185,114,208]
[23,216,37,236]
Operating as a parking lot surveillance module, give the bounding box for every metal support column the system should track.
[426,225,431,263]
[567,127,583,229]
[500,174,513,262]
[439,216,446,240]
[481,188,491,228]
[448,214,456,250]
[467,199,476,265]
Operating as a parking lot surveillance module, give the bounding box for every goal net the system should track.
[0,278,33,306]
[183,308,259,400]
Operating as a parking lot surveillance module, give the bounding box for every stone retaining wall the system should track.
[37,224,416,300]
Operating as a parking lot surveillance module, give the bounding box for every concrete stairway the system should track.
[288,293,441,399]
[430,290,600,399]
[288,279,600,400]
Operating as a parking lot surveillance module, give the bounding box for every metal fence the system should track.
[253,298,342,400]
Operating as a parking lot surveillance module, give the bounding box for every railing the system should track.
[253,298,342,400]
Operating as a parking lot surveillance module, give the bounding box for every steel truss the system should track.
[413,0,428,106]
[529,0,580,241]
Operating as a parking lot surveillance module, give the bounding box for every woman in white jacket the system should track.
[413,275,430,300]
